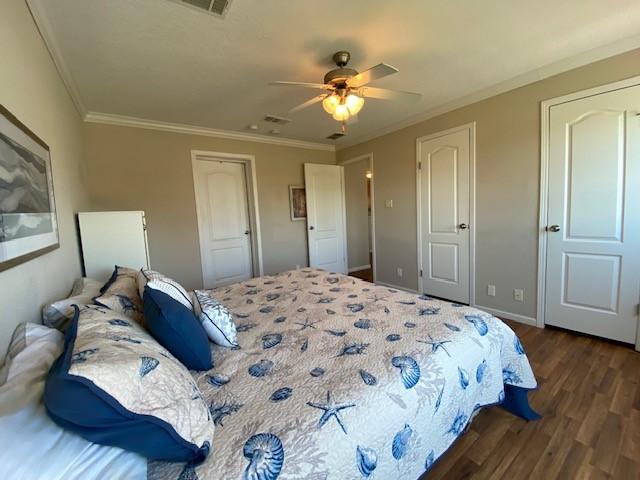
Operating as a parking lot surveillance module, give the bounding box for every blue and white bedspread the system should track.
[149,269,537,480]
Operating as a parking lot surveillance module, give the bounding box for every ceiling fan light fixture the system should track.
[345,93,364,115]
[332,103,350,122]
[322,94,340,114]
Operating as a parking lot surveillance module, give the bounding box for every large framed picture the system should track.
[289,185,306,221]
[0,105,59,272]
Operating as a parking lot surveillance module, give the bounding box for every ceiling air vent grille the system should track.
[263,115,292,125]
[171,0,232,17]
[326,132,345,140]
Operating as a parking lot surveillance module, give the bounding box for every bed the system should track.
[149,268,537,480]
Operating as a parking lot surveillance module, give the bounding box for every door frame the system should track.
[340,153,376,282]
[537,75,640,350]
[191,150,264,287]
[416,122,477,306]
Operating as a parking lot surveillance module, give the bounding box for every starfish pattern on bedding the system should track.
[306,391,356,434]
[417,335,452,357]
[295,318,319,330]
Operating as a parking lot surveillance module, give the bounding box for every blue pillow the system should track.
[143,286,212,370]
[44,307,213,463]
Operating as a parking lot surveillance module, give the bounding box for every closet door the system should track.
[305,163,347,274]
[193,159,253,287]
[545,84,640,343]
[418,128,471,304]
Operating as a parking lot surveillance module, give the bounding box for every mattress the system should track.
[149,268,537,480]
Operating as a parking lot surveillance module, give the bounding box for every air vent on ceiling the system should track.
[171,0,232,17]
[263,115,292,125]
[326,132,345,140]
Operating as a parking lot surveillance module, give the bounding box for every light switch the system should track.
[385,199,393,208]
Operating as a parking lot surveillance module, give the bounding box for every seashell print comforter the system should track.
[148,269,537,480]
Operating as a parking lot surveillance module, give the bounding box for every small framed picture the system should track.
[289,185,306,221]
[0,105,59,272]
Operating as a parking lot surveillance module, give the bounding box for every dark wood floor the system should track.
[420,320,640,479]
[349,267,373,283]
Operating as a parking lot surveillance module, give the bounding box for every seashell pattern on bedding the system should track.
[67,306,214,458]
[148,268,536,480]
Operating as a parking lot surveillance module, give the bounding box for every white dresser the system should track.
[78,211,150,281]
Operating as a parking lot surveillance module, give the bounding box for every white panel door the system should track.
[419,128,470,303]
[194,160,253,288]
[545,85,640,343]
[305,163,347,274]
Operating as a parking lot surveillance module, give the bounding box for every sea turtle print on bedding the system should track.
[148,269,537,480]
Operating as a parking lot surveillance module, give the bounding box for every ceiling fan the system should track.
[271,51,422,134]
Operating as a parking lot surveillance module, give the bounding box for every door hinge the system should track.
[419,269,423,277]
[418,162,422,170]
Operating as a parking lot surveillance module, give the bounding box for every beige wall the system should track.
[344,158,371,270]
[84,124,335,290]
[0,1,90,353]
[338,48,640,319]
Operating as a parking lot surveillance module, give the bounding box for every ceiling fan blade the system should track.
[361,86,422,103]
[271,81,331,90]
[347,63,398,88]
[288,95,325,114]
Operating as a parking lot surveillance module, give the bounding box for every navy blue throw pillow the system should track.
[143,286,213,370]
[44,308,211,464]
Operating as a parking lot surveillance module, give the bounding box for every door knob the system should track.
[244,230,251,235]
[547,225,560,232]
[458,223,468,230]
[309,226,315,230]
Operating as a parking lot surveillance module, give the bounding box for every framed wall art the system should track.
[289,185,306,221]
[0,105,59,272]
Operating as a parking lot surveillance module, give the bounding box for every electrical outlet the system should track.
[397,267,403,278]
[514,289,524,302]
[385,199,393,208]
[487,285,496,297]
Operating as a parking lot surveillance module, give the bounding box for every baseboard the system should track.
[348,264,371,273]
[375,281,419,294]
[472,304,538,327]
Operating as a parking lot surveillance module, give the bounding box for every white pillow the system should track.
[193,290,238,347]
[0,323,146,480]
[137,269,193,310]
[41,278,103,330]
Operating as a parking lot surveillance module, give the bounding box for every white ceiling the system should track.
[30,0,640,148]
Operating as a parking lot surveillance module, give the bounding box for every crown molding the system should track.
[337,33,640,150]
[84,112,336,152]
[26,0,87,117]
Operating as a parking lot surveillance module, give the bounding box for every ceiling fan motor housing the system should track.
[324,51,358,86]
[324,67,358,86]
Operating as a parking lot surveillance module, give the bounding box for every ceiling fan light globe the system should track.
[322,94,339,114]
[345,93,364,115]
[332,103,350,121]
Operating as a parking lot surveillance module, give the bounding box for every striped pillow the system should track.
[137,270,193,310]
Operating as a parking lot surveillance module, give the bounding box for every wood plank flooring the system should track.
[349,267,373,283]
[420,321,640,479]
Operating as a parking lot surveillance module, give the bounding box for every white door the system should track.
[304,163,347,274]
[419,128,470,303]
[193,160,253,288]
[545,85,640,343]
